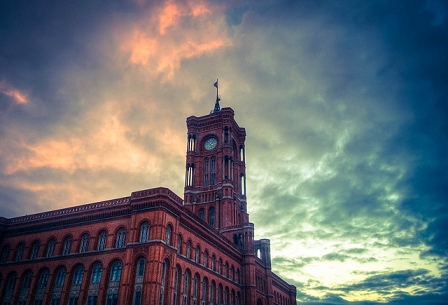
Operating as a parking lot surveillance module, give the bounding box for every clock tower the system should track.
[184,97,250,246]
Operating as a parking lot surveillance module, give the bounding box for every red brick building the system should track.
[0,103,297,305]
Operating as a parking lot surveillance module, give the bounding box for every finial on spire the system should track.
[213,79,220,113]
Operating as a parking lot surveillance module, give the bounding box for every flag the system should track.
[214,80,218,88]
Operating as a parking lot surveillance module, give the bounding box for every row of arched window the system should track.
[0,259,243,305]
[0,228,125,263]
[173,265,242,305]
[0,221,160,264]
[0,260,122,305]
[274,291,291,305]
[176,234,241,284]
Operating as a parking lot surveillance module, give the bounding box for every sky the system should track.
[1,0,447,303]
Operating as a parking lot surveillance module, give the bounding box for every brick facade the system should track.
[0,107,296,305]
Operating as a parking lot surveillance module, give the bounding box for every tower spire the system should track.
[213,79,220,113]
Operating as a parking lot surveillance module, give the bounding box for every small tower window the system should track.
[240,173,246,196]
[208,207,215,228]
[199,208,205,221]
[210,157,216,185]
[186,164,194,186]
[204,158,209,186]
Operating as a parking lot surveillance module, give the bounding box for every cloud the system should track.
[0,80,27,104]
[117,0,231,80]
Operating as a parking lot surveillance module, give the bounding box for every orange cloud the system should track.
[127,30,157,65]
[0,80,28,104]
[159,3,180,35]
[118,0,230,80]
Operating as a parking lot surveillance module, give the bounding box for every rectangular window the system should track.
[106,294,118,305]
[68,297,78,305]
[134,292,141,305]
[87,296,97,305]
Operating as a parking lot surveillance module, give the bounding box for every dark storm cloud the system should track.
[235,0,448,302]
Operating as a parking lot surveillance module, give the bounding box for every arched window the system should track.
[87,263,102,305]
[139,222,150,243]
[18,270,32,305]
[236,292,242,305]
[195,245,200,264]
[201,277,208,305]
[91,263,103,284]
[115,228,126,248]
[46,238,55,258]
[177,234,182,254]
[72,265,84,285]
[217,284,223,305]
[211,255,216,272]
[210,281,216,305]
[231,289,235,305]
[166,225,172,246]
[186,164,194,186]
[34,268,49,305]
[182,270,191,305]
[224,287,229,304]
[239,145,245,162]
[51,267,66,305]
[110,261,122,282]
[3,272,17,305]
[97,230,107,251]
[79,233,89,253]
[208,207,215,228]
[231,265,235,281]
[203,251,208,268]
[210,157,216,185]
[159,259,169,305]
[199,208,205,221]
[204,158,209,186]
[193,274,199,305]
[68,265,84,305]
[15,243,25,262]
[218,258,222,274]
[173,266,181,305]
[186,241,191,259]
[240,173,246,196]
[30,240,40,259]
[133,258,145,305]
[236,269,240,284]
[55,268,66,288]
[107,261,122,305]
[62,236,72,255]
[225,262,229,278]
[1,244,10,263]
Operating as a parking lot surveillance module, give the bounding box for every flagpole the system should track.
[213,79,220,113]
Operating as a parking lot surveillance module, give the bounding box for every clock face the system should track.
[204,137,217,150]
